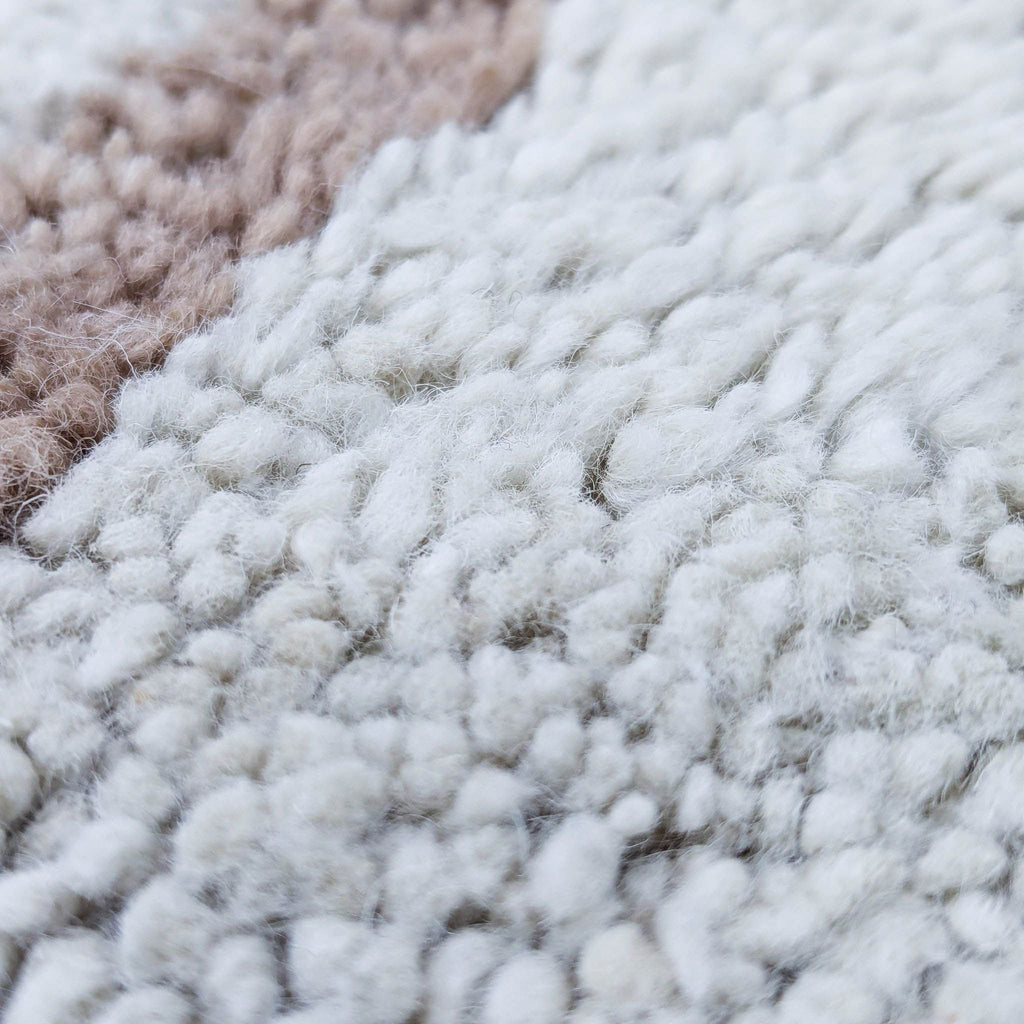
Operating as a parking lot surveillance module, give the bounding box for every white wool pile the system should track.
[4,0,1024,1020]
[0,0,228,147]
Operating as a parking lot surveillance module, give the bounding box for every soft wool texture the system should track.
[5,0,1024,1021]
[0,0,229,147]
[0,0,538,530]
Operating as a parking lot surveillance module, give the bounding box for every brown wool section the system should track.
[0,0,540,531]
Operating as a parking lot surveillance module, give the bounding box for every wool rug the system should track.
[2,0,1024,1022]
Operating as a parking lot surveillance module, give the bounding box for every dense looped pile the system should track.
[0,0,230,145]
[4,0,1024,1021]
[0,0,538,528]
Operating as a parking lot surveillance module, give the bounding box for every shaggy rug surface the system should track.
[2,1,1024,1022]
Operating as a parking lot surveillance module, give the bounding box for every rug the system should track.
[2,0,1024,1022]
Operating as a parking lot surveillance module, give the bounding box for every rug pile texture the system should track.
[2,1,1024,1022]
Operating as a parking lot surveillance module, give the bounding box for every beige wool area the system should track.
[0,0,232,146]
[0,0,539,531]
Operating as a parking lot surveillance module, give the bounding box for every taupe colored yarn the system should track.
[0,0,539,531]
